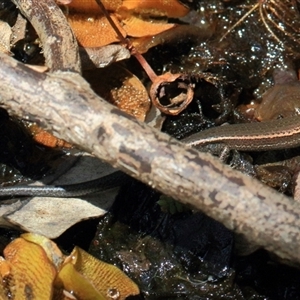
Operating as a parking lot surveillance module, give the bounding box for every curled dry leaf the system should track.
[84,64,150,121]
[150,72,194,115]
[0,234,140,299]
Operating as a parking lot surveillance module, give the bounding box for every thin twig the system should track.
[94,0,158,82]
[12,0,81,72]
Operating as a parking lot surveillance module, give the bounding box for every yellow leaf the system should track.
[65,246,140,300]
[21,233,64,269]
[2,238,56,300]
[55,262,106,300]
[0,235,139,299]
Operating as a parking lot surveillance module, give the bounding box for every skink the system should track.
[181,115,300,151]
[181,68,300,151]
[0,171,128,198]
[2,116,300,198]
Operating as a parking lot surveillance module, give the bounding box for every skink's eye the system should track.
[23,43,38,56]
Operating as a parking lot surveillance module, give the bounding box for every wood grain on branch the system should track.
[4,0,300,266]
[0,52,300,265]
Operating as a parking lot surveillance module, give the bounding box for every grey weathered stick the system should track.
[12,0,80,72]
[1,53,300,265]
[6,0,300,265]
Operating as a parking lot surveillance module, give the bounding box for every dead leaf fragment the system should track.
[66,0,122,13]
[0,235,139,299]
[80,45,131,69]
[122,15,175,38]
[84,65,150,121]
[150,72,194,115]
[67,13,126,48]
[65,0,189,49]
[6,197,109,239]
[0,20,12,55]
[11,13,27,45]
[3,154,119,239]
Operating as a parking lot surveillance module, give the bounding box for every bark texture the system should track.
[1,53,300,265]
[3,0,300,266]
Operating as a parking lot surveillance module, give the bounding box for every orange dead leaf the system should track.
[66,0,122,13]
[64,0,189,48]
[84,65,150,121]
[67,0,188,17]
[121,15,175,38]
[120,0,189,18]
[67,13,126,47]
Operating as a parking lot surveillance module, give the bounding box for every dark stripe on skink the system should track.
[181,116,300,151]
[0,171,128,198]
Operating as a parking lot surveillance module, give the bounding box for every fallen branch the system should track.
[2,0,300,265]
[1,53,300,265]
